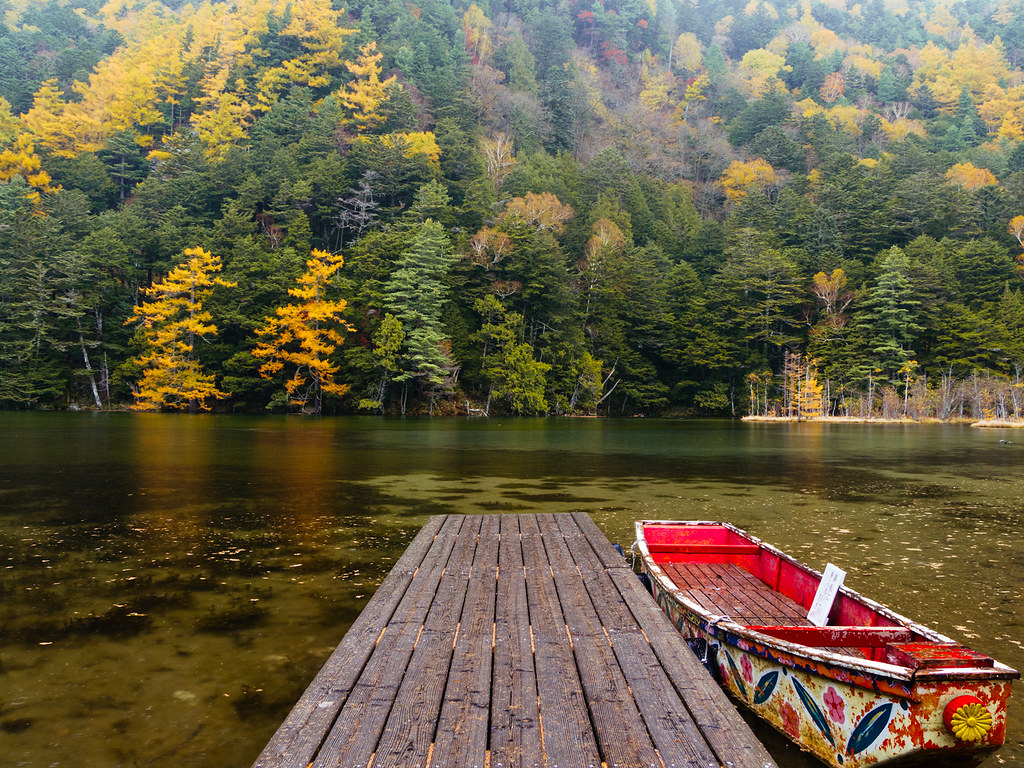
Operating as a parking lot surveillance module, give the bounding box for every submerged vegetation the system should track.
[1,0,1023,418]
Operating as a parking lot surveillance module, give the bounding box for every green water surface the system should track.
[0,414,1021,767]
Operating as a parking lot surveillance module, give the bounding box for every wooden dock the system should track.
[252,513,777,768]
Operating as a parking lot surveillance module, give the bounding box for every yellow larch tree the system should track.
[253,249,354,414]
[0,133,56,204]
[796,363,824,419]
[0,98,56,204]
[337,41,397,134]
[191,73,255,161]
[125,247,236,412]
[154,53,189,126]
[720,158,779,202]
[21,79,76,157]
[255,0,355,111]
[997,113,1024,141]
[945,162,998,190]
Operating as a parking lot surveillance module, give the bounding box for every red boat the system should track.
[635,520,1018,767]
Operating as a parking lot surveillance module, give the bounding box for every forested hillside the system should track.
[1,0,1023,417]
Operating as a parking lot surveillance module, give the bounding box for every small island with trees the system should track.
[0,0,1023,423]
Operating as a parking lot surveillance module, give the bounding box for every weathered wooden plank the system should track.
[570,512,631,570]
[537,514,662,768]
[520,514,602,768]
[609,567,778,768]
[370,515,484,768]
[431,515,502,768]
[252,515,448,768]
[559,516,722,768]
[489,515,543,768]
[311,515,468,768]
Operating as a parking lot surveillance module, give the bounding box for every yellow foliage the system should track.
[0,97,17,148]
[858,157,879,168]
[992,0,1015,24]
[1008,216,1024,248]
[913,35,1011,111]
[797,97,825,119]
[253,249,353,413]
[766,33,790,56]
[924,3,959,39]
[879,117,925,140]
[337,41,398,133]
[463,4,494,64]
[0,133,56,203]
[738,48,791,97]
[21,79,76,157]
[944,162,998,190]
[191,78,254,161]
[797,100,866,136]
[674,72,711,123]
[809,26,845,55]
[249,0,354,108]
[997,113,1024,141]
[639,62,675,112]
[743,0,778,18]
[720,158,779,202]
[845,44,884,78]
[371,131,443,168]
[125,247,236,412]
[37,0,356,159]
[672,32,703,72]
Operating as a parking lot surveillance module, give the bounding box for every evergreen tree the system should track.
[955,86,988,144]
[854,247,923,384]
[384,219,457,404]
[913,84,939,119]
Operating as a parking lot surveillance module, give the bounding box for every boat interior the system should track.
[643,523,944,663]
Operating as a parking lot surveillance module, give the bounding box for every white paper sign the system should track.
[807,563,846,627]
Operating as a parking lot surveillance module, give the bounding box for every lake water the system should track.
[1,414,1021,767]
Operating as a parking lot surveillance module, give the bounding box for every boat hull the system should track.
[638,522,1017,768]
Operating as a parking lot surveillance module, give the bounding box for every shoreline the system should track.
[742,415,1024,427]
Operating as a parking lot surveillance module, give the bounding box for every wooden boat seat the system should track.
[662,562,811,625]
[746,626,914,646]
[661,562,875,658]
